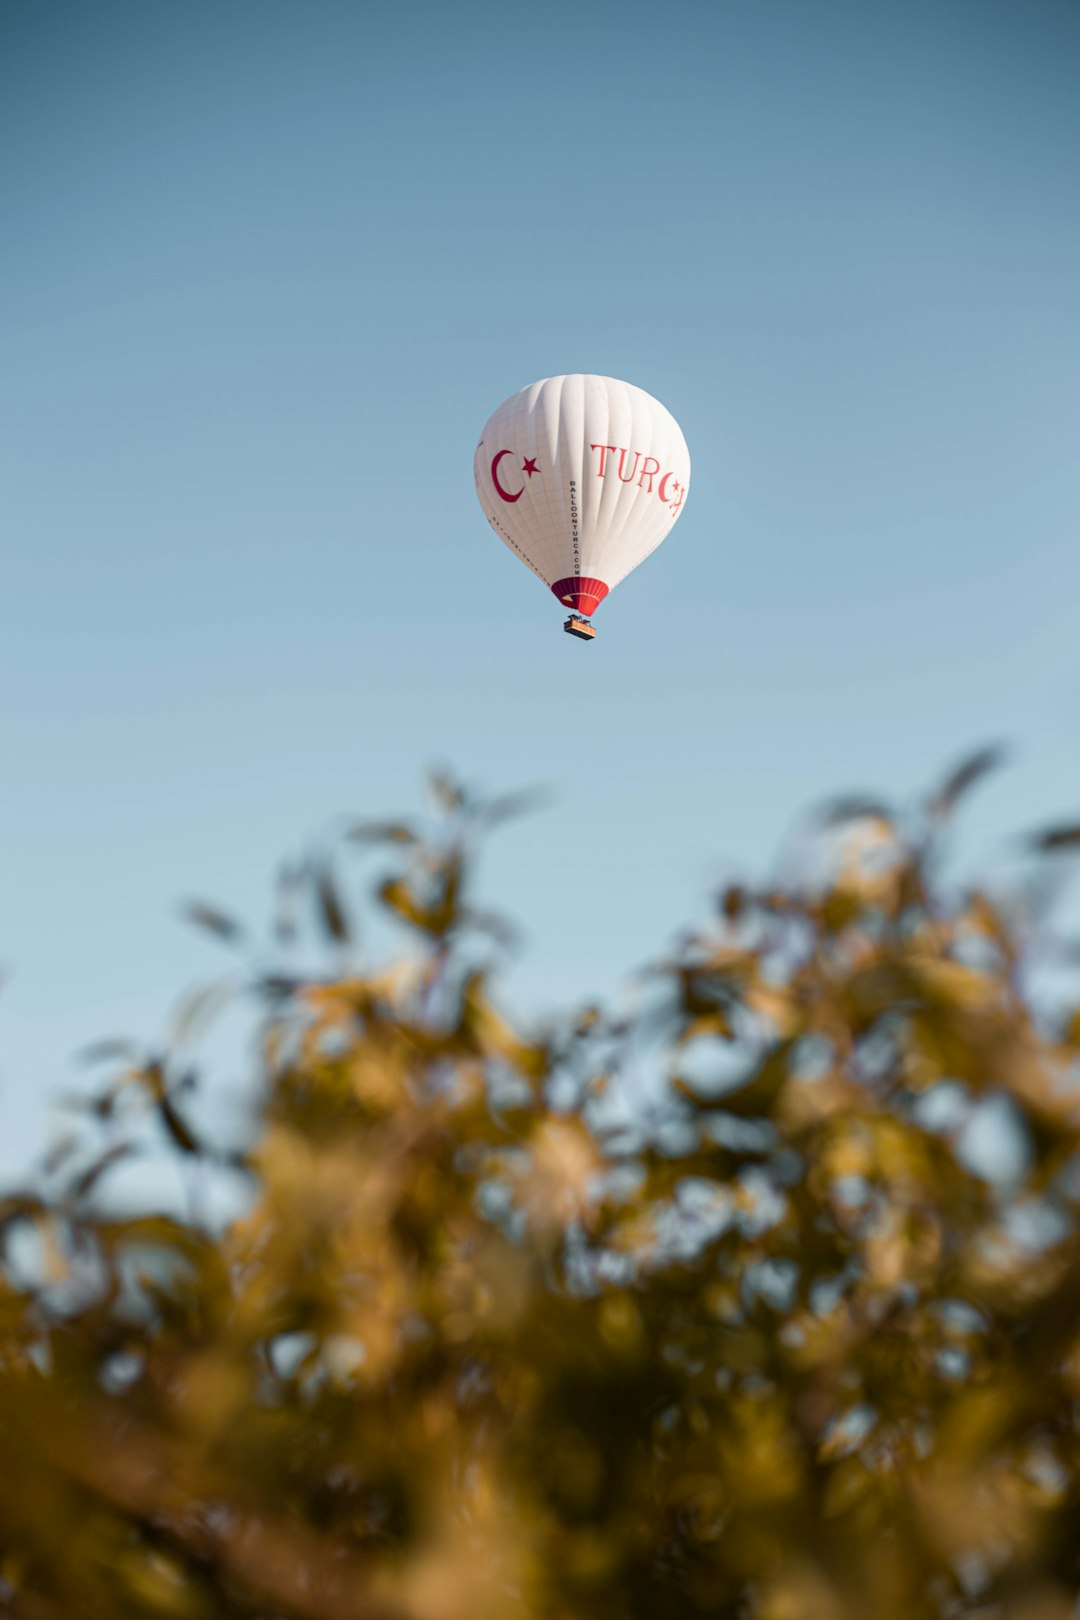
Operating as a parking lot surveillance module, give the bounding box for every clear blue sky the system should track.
[1,0,1078,1180]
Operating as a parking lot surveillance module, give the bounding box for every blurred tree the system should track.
[3,752,1080,1620]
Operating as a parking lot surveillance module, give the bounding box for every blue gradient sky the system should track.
[1,0,1078,1177]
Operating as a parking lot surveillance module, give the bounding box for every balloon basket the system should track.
[563,615,596,642]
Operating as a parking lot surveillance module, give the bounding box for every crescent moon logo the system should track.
[491,449,524,503]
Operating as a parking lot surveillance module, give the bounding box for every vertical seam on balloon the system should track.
[515,384,552,586]
[622,426,676,575]
[510,387,551,586]
[588,374,617,587]
[553,372,571,577]
[594,380,654,585]
[577,375,624,587]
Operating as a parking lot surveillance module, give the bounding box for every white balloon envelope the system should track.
[474,374,690,638]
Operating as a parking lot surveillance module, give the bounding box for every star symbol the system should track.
[522,457,539,477]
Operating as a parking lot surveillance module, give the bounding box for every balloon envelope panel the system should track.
[474,375,690,613]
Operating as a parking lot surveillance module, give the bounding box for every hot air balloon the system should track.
[474,375,690,641]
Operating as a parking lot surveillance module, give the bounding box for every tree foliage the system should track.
[4,755,1080,1620]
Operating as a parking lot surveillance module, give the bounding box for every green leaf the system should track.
[181,901,245,946]
[1030,823,1080,852]
[70,1141,137,1201]
[929,742,1008,821]
[314,861,351,944]
[480,786,553,827]
[75,1038,142,1066]
[429,767,465,813]
[158,1094,201,1156]
[168,977,236,1050]
[345,820,418,846]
